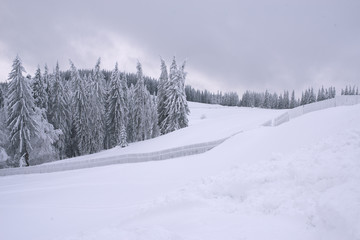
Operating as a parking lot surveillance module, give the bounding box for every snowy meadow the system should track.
[1,100,360,240]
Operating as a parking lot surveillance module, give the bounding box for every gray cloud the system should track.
[1,0,359,94]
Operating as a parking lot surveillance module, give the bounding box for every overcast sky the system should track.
[1,0,359,94]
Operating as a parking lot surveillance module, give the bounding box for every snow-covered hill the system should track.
[0,102,359,240]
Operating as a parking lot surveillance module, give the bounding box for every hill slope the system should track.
[0,103,359,240]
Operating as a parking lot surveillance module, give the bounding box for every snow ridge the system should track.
[264,95,360,126]
[0,137,228,176]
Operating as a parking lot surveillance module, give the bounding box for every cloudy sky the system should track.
[0,0,359,94]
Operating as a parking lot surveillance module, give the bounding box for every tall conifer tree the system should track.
[7,56,38,166]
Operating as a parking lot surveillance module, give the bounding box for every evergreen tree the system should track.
[133,61,152,141]
[89,58,105,153]
[283,91,289,109]
[43,64,51,101]
[106,63,128,147]
[31,66,48,110]
[48,62,70,159]
[126,84,136,143]
[150,96,160,138]
[103,80,111,149]
[290,90,296,108]
[263,90,270,108]
[119,124,128,148]
[29,107,60,164]
[6,56,38,166]
[178,61,190,127]
[278,94,284,109]
[309,88,316,103]
[162,57,190,134]
[157,59,169,135]
[69,60,90,156]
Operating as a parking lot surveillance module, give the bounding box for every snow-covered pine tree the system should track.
[317,89,321,101]
[309,88,316,103]
[318,86,325,101]
[150,96,160,138]
[31,65,48,111]
[106,63,128,147]
[89,58,105,153]
[43,64,51,110]
[69,60,90,156]
[103,79,111,149]
[157,58,169,135]
[126,84,136,143]
[48,62,70,159]
[133,61,152,141]
[177,60,190,128]
[162,57,190,134]
[283,90,289,109]
[271,93,278,108]
[29,107,60,164]
[278,94,284,109]
[6,56,39,166]
[290,90,296,108]
[263,90,270,108]
[119,124,128,148]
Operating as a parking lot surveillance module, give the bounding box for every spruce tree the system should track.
[133,61,152,141]
[162,57,190,134]
[263,90,270,108]
[283,91,289,108]
[106,63,128,147]
[150,96,160,138]
[157,59,169,134]
[309,88,316,103]
[103,80,111,149]
[43,64,51,103]
[31,66,48,110]
[290,90,296,108]
[48,62,70,159]
[177,61,190,128]
[126,84,136,143]
[7,56,38,166]
[119,124,128,148]
[89,58,105,153]
[69,60,90,156]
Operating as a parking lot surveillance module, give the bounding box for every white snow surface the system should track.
[1,102,360,240]
[44,102,284,165]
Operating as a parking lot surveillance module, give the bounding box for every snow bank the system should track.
[270,95,360,126]
[0,138,227,176]
[11,102,282,172]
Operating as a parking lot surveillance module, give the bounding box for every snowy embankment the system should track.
[266,95,360,126]
[0,102,284,176]
[0,101,360,240]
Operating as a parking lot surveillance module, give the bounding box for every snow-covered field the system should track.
[1,102,359,240]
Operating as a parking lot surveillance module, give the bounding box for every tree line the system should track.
[0,56,189,167]
[185,85,358,109]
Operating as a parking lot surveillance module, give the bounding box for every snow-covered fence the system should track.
[266,95,360,127]
[0,137,227,176]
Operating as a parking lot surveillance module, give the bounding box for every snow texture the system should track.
[0,101,359,240]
